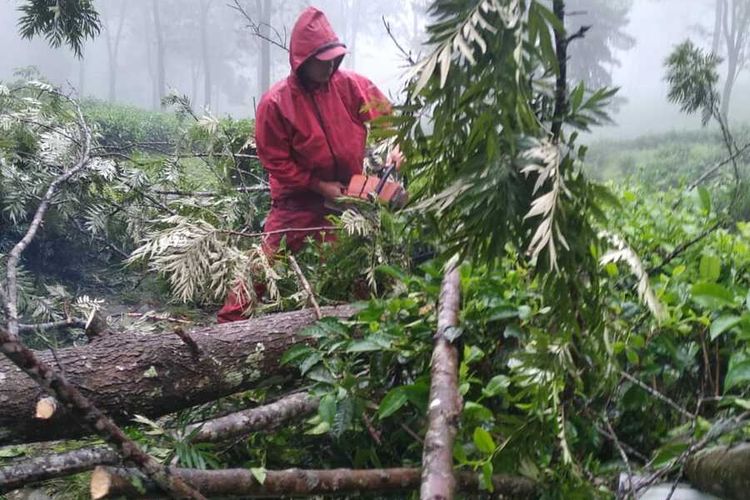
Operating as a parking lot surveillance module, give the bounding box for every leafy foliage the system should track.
[17,0,101,57]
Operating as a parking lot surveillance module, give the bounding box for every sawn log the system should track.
[0,305,357,445]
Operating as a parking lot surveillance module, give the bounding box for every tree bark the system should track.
[91,466,537,499]
[0,392,319,492]
[420,265,462,500]
[0,325,206,499]
[684,443,750,500]
[187,391,318,442]
[0,305,357,445]
[0,447,120,494]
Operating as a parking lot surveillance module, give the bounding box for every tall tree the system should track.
[565,0,635,90]
[102,2,129,103]
[151,0,167,109]
[716,0,750,119]
[252,0,273,98]
[200,0,215,109]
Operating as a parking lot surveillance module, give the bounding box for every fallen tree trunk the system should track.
[0,305,356,445]
[0,447,120,494]
[684,443,750,500]
[0,392,320,492]
[91,466,538,499]
[421,265,462,500]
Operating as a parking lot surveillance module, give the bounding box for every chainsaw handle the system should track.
[373,164,397,195]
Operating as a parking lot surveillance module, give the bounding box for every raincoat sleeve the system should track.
[255,97,314,190]
[347,73,392,123]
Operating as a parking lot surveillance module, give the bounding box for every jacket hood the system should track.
[289,7,346,74]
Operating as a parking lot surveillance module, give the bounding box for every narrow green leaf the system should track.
[699,254,721,282]
[710,315,742,340]
[698,186,711,213]
[473,427,496,454]
[691,282,735,308]
[724,354,750,391]
[378,387,408,419]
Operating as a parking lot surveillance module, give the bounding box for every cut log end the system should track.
[90,466,114,500]
[35,397,57,419]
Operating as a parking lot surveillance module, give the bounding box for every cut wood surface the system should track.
[0,305,357,445]
[91,466,538,499]
[420,266,462,500]
[684,443,750,500]
[0,392,319,492]
[0,447,119,494]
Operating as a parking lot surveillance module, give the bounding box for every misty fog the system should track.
[1,0,748,139]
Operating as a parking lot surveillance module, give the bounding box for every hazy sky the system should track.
[1,0,747,139]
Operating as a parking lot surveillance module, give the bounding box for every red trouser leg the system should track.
[216,207,333,323]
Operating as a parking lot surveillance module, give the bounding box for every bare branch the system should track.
[4,98,93,336]
[287,255,322,320]
[229,0,289,52]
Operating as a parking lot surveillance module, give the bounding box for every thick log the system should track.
[0,305,357,445]
[91,466,538,499]
[0,447,120,494]
[684,443,750,499]
[0,325,206,499]
[0,392,320,492]
[421,266,462,500]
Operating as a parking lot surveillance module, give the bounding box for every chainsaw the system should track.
[343,163,408,209]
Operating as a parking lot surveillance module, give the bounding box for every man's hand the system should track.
[386,144,405,170]
[312,179,346,201]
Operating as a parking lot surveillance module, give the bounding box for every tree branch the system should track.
[420,262,462,499]
[0,325,205,499]
[92,466,537,499]
[3,98,93,337]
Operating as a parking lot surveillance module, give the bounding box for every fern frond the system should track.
[599,231,667,322]
[520,139,564,269]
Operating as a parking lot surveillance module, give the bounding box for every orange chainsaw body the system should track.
[345,174,407,208]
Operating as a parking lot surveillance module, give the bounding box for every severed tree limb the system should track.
[91,466,538,499]
[3,96,93,337]
[420,263,462,500]
[0,305,358,444]
[0,392,320,491]
[0,325,206,499]
[18,319,87,333]
[186,391,318,443]
[684,443,750,500]
[0,446,120,494]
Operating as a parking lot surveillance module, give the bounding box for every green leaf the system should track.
[306,421,330,435]
[463,401,494,422]
[318,394,337,424]
[378,387,408,419]
[699,254,721,282]
[481,461,494,492]
[280,345,313,366]
[691,282,735,309]
[482,374,511,398]
[710,315,742,340]
[345,339,382,353]
[698,186,711,214]
[250,467,267,484]
[0,446,26,458]
[473,427,496,455]
[724,354,750,392]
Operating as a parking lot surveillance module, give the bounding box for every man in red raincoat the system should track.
[217,6,401,323]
